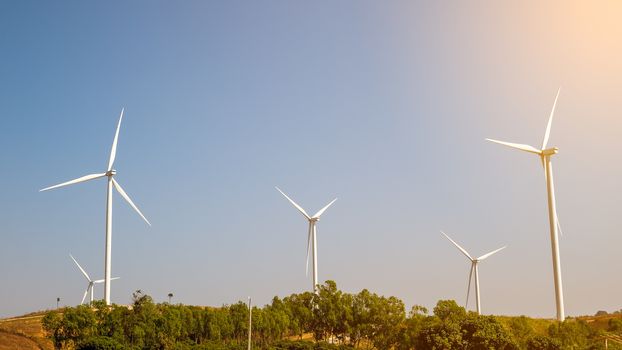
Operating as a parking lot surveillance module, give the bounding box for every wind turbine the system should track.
[440,231,505,315]
[70,254,119,305]
[41,109,151,305]
[486,88,566,321]
[276,187,337,293]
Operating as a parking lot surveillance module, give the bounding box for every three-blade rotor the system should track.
[276,187,337,274]
[70,254,120,304]
[40,109,150,226]
[440,231,506,308]
[486,88,563,236]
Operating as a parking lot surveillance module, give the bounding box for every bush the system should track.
[526,335,561,350]
[76,336,126,350]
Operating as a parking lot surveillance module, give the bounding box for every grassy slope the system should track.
[0,312,54,350]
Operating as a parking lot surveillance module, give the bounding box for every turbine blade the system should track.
[306,224,311,276]
[81,286,90,305]
[70,254,91,282]
[466,264,474,309]
[108,108,124,171]
[93,277,120,283]
[275,187,310,219]
[112,178,151,226]
[477,246,507,261]
[546,161,563,238]
[312,198,337,219]
[486,139,542,155]
[440,231,473,260]
[542,88,561,150]
[40,173,107,192]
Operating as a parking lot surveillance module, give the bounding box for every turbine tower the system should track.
[440,231,505,315]
[276,187,337,293]
[70,254,119,305]
[487,88,566,321]
[41,109,151,305]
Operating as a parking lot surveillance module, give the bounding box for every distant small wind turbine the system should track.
[486,88,566,321]
[70,254,119,305]
[41,109,150,305]
[440,231,506,315]
[276,187,337,293]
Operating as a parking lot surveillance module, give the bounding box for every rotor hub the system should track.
[542,147,559,156]
[106,169,117,176]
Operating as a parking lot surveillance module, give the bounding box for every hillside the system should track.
[0,312,54,350]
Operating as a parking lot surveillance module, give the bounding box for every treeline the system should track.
[42,281,622,350]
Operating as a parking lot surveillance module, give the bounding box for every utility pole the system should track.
[248,297,252,350]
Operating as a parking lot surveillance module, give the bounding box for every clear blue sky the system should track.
[2,1,622,318]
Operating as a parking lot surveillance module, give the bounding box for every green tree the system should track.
[312,281,343,341]
[76,336,126,350]
[609,318,622,333]
[42,311,64,349]
[548,320,592,350]
[526,335,561,350]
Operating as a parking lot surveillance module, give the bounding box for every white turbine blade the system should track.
[112,178,151,226]
[545,164,564,237]
[305,225,312,276]
[94,277,119,283]
[440,231,473,260]
[108,108,124,171]
[312,198,337,219]
[275,187,310,219]
[542,88,561,150]
[466,264,474,308]
[477,246,507,261]
[70,254,92,282]
[81,286,90,305]
[40,173,107,192]
[551,183,564,238]
[486,139,542,155]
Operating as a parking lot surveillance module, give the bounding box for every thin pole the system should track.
[248,297,252,350]
[544,156,565,321]
[104,177,113,305]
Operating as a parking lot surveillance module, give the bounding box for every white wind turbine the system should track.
[41,109,151,305]
[70,254,119,305]
[440,231,506,315]
[486,88,566,321]
[276,187,337,293]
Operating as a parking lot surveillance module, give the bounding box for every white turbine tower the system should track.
[41,109,151,305]
[70,254,119,305]
[440,231,506,315]
[486,88,566,321]
[276,187,337,293]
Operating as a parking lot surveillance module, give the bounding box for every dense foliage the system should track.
[42,282,622,350]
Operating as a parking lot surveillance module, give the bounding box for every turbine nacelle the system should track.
[542,148,558,156]
[106,169,117,177]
